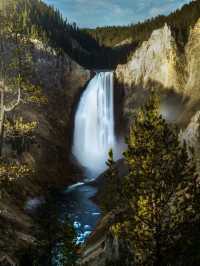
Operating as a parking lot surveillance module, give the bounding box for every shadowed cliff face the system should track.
[30,39,90,184]
[3,38,90,184]
[115,19,200,125]
[0,38,90,259]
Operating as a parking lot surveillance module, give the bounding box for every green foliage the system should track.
[4,117,37,155]
[87,0,200,63]
[88,1,200,48]
[0,0,135,69]
[2,0,200,69]
[0,160,34,196]
[24,83,48,104]
[5,118,37,136]
[0,0,105,69]
[0,161,34,181]
[0,8,47,104]
[0,5,47,155]
[103,92,200,265]
[101,149,123,213]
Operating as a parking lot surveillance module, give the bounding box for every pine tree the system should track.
[106,92,200,265]
[101,149,122,212]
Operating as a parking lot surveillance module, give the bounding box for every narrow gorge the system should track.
[1,0,200,265]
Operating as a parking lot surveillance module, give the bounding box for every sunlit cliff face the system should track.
[116,24,181,92]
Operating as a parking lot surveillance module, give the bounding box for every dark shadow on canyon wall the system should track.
[114,77,200,131]
[3,37,91,186]
[113,72,126,141]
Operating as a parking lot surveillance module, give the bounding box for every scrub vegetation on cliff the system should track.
[0,0,119,69]
[0,0,82,263]
[0,0,44,197]
[0,0,46,259]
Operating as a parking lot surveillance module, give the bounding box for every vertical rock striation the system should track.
[115,19,200,124]
[185,18,200,99]
[116,24,181,92]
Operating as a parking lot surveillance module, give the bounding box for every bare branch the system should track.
[4,86,21,112]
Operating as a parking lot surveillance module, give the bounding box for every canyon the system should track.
[1,2,200,264]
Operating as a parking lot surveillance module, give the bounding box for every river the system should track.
[24,71,121,265]
[58,182,101,245]
[54,71,120,265]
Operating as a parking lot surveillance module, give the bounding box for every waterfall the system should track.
[72,71,116,177]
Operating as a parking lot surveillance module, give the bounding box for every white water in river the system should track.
[72,71,116,177]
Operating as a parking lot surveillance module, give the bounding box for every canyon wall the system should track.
[3,38,90,184]
[115,19,200,125]
[116,24,181,92]
[0,39,90,260]
[185,19,200,99]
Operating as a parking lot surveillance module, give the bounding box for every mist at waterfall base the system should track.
[73,71,123,178]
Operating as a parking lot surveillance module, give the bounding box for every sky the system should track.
[43,0,192,28]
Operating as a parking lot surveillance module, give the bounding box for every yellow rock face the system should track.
[115,19,200,124]
[116,24,181,93]
[116,19,200,100]
[185,18,200,99]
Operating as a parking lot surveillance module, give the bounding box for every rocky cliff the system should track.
[180,111,200,171]
[26,39,90,184]
[185,19,200,99]
[115,19,200,125]
[3,38,90,184]
[180,111,200,149]
[116,24,181,91]
[79,211,123,266]
[0,38,90,260]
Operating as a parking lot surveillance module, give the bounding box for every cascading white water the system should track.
[72,71,116,177]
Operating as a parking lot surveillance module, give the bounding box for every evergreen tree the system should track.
[101,149,122,212]
[105,92,200,265]
[0,0,104,69]
[87,0,200,65]
[0,1,48,156]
